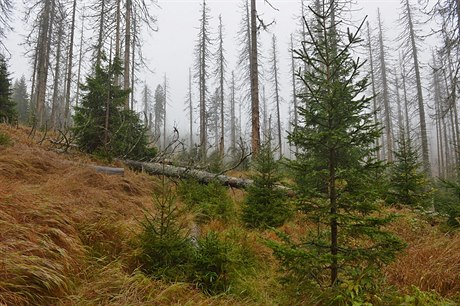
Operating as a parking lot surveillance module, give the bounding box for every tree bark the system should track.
[163,74,167,150]
[51,16,63,130]
[64,0,77,125]
[124,159,254,189]
[96,0,105,66]
[218,15,225,158]
[188,68,193,149]
[230,71,236,153]
[250,0,260,155]
[35,0,54,128]
[366,22,381,160]
[124,0,131,109]
[377,10,393,162]
[271,35,282,158]
[114,0,121,85]
[93,166,124,176]
[405,0,431,176]
[76,10,85,107]
[290,34,298,155]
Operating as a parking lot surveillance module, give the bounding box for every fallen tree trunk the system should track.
[92,166,125,176]
[123,159,253,189]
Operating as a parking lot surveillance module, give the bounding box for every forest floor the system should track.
[1,123,460,305]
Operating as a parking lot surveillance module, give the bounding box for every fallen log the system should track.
[123,159,253,189]
[92,166,125,176]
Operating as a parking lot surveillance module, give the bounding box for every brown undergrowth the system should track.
[384,209,460,299]
[0,124,246,305]
[1,124,460,304]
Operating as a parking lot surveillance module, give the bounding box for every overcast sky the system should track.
[4,0,431,137]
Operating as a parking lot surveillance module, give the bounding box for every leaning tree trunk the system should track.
[406,0,431,176]
[377,10,393,162]
[366,22,381,160]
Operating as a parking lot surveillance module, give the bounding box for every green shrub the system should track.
[0,131,11,146]
[242,143,292,229]
[206,149,224,173]
[434,179,460,228]
[178,180,234,223]
[387,286,455,305]
[192,231,255,295]
[138,189,194,281]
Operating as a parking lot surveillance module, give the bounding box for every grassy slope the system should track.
[0,125,249,305]
[0,124,459,305]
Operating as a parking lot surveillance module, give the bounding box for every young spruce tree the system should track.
[73,55,150,159]
[242,141,291,229]
[269,0,405,295]
[0,54,15,123]
[387,133,430,207]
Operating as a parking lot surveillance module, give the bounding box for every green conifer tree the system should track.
[12,76,30,124]
[73,56,150,159]
[268,1,405,296]
[0,54,15,123]
[387,134,430,207]
[242,142,291,228]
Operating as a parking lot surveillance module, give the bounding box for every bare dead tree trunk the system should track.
[290,34,298,154]
[188,68,193,149]
[96,0,105,66]
[432,56,445,178]
[401,56,411,144]
[163,74,168,150]
[366,22,381,160]
[124,0,131,109]
[377,10,393,162]
[114,0,121,85]
[64,0,77,126]
[35,0,54,128]
[250,0,260,155]
[405,0,431,176]
[131,11,136,111]
[75,11,85,107]
[270,34,282,158]
[198,0,209,161]
[445,39,460,168]
[262,85,268,142]
[51,14,64,130]
[230,71,236,153]
[29,32,39,123]
[218,15,225,158]
[394,68,404,139]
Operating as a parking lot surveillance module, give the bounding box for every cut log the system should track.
[123,159,253,189]
[92,166,125,176]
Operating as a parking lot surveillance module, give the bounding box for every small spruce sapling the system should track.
[242,142,291,228]
[387,134,431,208]
[138,181,194,281]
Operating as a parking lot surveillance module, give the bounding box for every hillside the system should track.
[1,124,460,305]
[0,124,246,305]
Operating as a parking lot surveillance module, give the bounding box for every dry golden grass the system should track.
[384,210,460,298]
[61,259,252,306]
[0,124,263,305]
[2,124,460,304]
